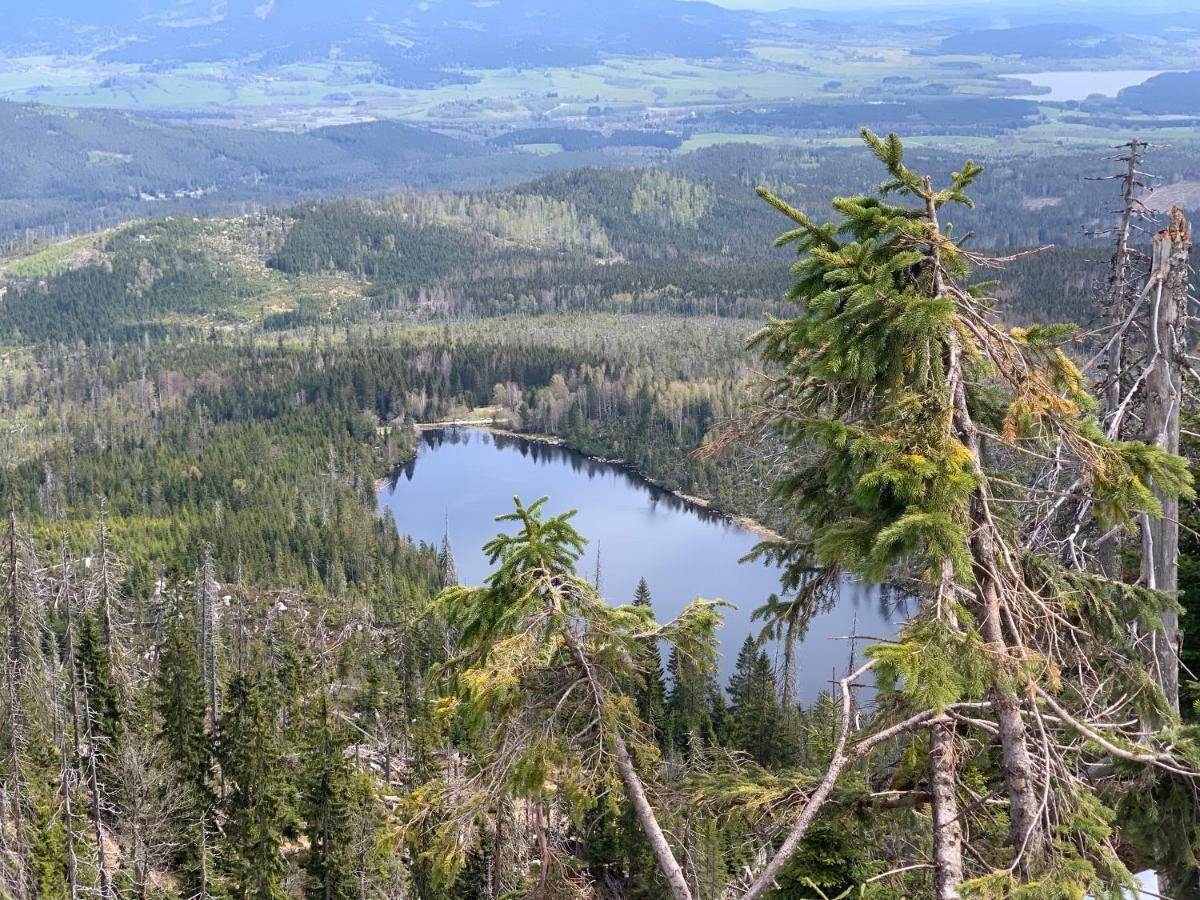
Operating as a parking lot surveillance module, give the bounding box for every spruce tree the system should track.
[437,522,458,588]
[633,578,652,608]
[734,129,1198,898]
[632,578,667,743]
[155,604,214,895]
[727,640,784,768]
[726,636,758,709]
[74,613,121,749]
[217,669,291,900]
[300,691,356,900]
[430,497,721,900]
[26,734,69,900]
[155,609,210,794]
[664,646,716,756]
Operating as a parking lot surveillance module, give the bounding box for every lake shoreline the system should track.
[400,420,785,543]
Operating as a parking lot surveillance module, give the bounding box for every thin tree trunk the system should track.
[970,504,1044,865]
[199,806,210,900]
[1102,141,1144,430]
[611,737,692,900]
[324,813,333,900]
[780,625,796,711]
[53,574,81,900]
[1096,142,1146,576]
[936,186,1044,870]
[959,392,1045,868]
[491,802,504,900]
[96,505,116,665]
[134,825,148,900]
[929,717,963,899]
[0,784,10,889]
[201,553,220,733]
[62,761,80,900]
[62,537,82,761]
[559,626,694,900]
[1140,207,1191,714]
[79,670,113,900]
[4,508,33,899]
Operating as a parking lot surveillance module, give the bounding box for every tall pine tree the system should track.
[217,668,292,900]
[632,578,667,744]
[733,129,1198,898]
[300,691,357,900]
[727,638,785,768]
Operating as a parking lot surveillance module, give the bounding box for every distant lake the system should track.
[379,428,907,698]
[1008,69,1167,102]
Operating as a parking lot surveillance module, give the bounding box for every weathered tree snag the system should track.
[930,717,964,900]
[1100,141,1148,433]
[198,546,220,733]
[80,669,114,900]
[95,502,118,665]
[1094,142,1150,576]
[3,508,36,899]
[1140,206,1192,714]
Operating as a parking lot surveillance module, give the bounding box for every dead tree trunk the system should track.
[1140,207,1192,714]
[3,508,34,899]
[1084,145,1190,713]
[95,503,117,666]
[61,744,80,900]
[80,669,114,900]
[198,806,211,900]
[929,717,964,899]
[52,557,81,900]
[1095,142,1152,575]
[61,536,82,761]
[197,548,220,734]
[1099,140,1148,431]
[62,762,80,900]
[491,802,505,900]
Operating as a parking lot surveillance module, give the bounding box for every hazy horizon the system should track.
[702,0,1196,11]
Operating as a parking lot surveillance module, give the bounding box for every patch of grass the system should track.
[87,149,133,165]
[514,142,563,155]
[0,234,104,278]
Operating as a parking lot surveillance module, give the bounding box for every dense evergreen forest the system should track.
[5,93,1200,265]
[1,128,1200,899]
[6,140,1200,342]
[0,103,641,244]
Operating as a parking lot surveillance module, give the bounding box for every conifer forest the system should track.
[3,2,1200,899]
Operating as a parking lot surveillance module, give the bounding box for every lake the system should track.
[1007,70,1167,102]
[379,427,906,699]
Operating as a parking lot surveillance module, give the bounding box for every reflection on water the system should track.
[389,428,737,525]
[380,428,908,699]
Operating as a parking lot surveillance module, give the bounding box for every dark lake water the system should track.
[379,428,906,699]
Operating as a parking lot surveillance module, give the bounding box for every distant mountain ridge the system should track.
[5,0,754,69]
[0,101,582,241]
[937,24,1122,58]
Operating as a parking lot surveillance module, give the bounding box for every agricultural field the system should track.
[1,10,1197,143]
